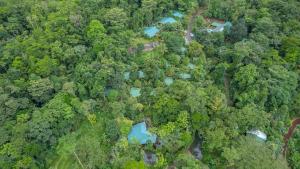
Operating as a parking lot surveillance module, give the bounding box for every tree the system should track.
[86,20,106,42]
[223,137,289,169]
[28,93,77,146]
[32,56,58,77]
[75,134,108,169]
[141,0,157,25]
[174,153,209,169]
[105,119,121,142]
[229,18,248,42]
[161,32,185,54]
[266,65,298,110]
[103,8,128,33]
[281,36,300,65]
[231,104,270,132]
[152,94,180,125]
[27,78,54,104]
[188,41,206,65]
[234,64,259,90]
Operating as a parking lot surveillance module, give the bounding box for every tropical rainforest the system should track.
[1,0,300,168]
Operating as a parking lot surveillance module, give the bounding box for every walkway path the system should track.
[283,118,300,156]
[185,7,206,44]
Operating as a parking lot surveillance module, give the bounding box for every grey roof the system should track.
[144,152,157,165]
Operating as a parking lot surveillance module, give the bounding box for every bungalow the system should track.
[144,152,157,165]
[207,21,232,33]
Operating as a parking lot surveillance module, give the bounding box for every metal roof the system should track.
[247,130,267,141]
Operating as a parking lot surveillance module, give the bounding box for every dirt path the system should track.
[283,118,300,156]
[185,7,206,43]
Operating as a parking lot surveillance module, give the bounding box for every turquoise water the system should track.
[173,11,183,18]
[179,73,191,79]
[160,17,177,24]
[181,47,186,53]
[211,22,223,27]
[124,72,130,80]
[144,26,160,38]
[224,21,232,28]
[188,63,195,69]
[138,71,145,78]
[130,87,141,97]
[128,122,157,144]
[150,90,156,96]
[164,77,174,86]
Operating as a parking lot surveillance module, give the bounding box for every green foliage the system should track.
[161,32,185,54]
[174,153,209,169]
[33,56,58,77]
[103,8,128,33]
[87,20,106,42]
[223,137,289,169]
[124,160,146,169]
[152,94,181,125]
[28,93,77,146]
[1,0,300,168]
[28,78,54,104]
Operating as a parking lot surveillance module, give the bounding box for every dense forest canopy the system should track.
[0,0,300,168]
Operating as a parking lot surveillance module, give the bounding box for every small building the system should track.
[247,130,267,141]
[130,87,141,97]
[207,21,232,33]
[144,26,160,38]
[128,122,157,144]
[144,152,157,165]
[160,17,177,24]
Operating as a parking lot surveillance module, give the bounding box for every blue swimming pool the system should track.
[173,11,183,18]
[160,17,177,24]
[130,87,141,97]
[144,26,160,38]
